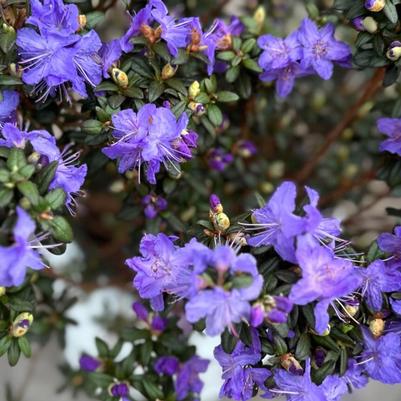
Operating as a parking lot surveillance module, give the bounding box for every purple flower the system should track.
[250,296,293,327]
[150,315,167,331]
[297,18,351,80]
[212,17,244,51]
[0,207,44,287]
[360,327,401,384]
[258,32,301,71]
[175,356,209,401]
[234,140,257,158]
[352,17,365,31]
[0,90,19,125]
[142,194,168,219]
[289,241,362,334]
[17,26,102,100]
[99,39,123,78]
[246,181,305,263]
[207,148,233,171]
[187,18,218,75]
[185,246,263,335]
[214,329,269,401]
[378,226,401,260]
[154,356,180,375]
[270,359,326,401]
[359,260,401,311]
[152,9,192,57]
[377,118,401,156]
[102,106,196,184]
[302,186,343,248]
[343,359,368,390]
[132,301,149,321]
[109,382,129,401]
[27,0,80,35]
[0,124,87,212]
[126,233,178,311]
[79,354,101,372]
[320,375,348,401]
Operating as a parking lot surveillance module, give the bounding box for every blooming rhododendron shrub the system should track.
[2,0,401,400]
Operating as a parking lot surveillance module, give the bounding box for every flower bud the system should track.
[188,101,206,116]
[280,354,303,375]
[78,15,87,30]
[253,6,266,27]
[189,81,201,98]
[344,304,359,317]
[161,64,177,80]
[10,312,33,337]
[2,23,15,34]
[369,318,385,337]
[215,212,230,232]
[28,152,41,165]
[111,68,129,89]
[386,41,401,61]
[108,382,129,398]
[0,287,5,296]
[352,17,365,31]
[362,16,378,33]
[210,194,223,214]
[365,0,385,12]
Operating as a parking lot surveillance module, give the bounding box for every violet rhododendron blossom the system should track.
[102,105,197,184]
[0,207,44,287]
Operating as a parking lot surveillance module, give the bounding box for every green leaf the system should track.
[18,336,31,358]
[204,76,217,94]
[312,360,336,384]
[0,28,16,54]
[49,216,73,243]
[171,100,187,118]
[7,148,26,171]
[384,1,398,23]
[165,78,187,95]
[216,91,240,103]
[148,81,165,102]
[131,58,154,79]
[366,240,385,262]
[295,333,311,361]
[7,339,20,366]
[221,329,238,354]
[243,58,262,73]
[195,92,210,104]
[45,189,66,210]
[0,188,13,207]
[225,66,240,83]
[18,165,35,180]
[36,161,58,194]
[86,11,105,28]
[0,75,22,86]
[0,336,11,357]
[123,86,144,99]
[143,378,164,400]
[217,51,236,61]
[95,337,109,358]
[95,81,119,92]
[207,104,223,126]
[82,119,103,135]
[17,181,40,206]
[273,335,288,355]
[241,38,256,53]
[237,73,252,99]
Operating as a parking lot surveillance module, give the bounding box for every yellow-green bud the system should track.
[10,312,33,337]
[0,287,5,297]
[369,318,385,337]
[365,0,385,13]
[111,68,129,89]
[362,16,378,34]
[78,15,87,30]
[344,304,359,317]
[161,64,177,80]
[253,6,266,27]
[189,81,200,99]
[215,212,230,232]
[386,41,401,61]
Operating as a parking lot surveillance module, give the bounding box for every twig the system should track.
[294,68,386,185]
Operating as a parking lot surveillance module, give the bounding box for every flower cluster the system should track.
[102,105,197,184]
[17,0,103,100]
[126,233,263,335]
[258,18,351,97]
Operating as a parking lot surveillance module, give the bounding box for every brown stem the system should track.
[294,68,386,185]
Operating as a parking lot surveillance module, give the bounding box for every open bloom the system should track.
[185,246,263,335]
[359,260,401,311]
[297,18,351,80]
[289,240,362,334]
[0,90,19,125]
[102,105,197,184]
[214,329,269,401]
[0,124,87,212]
[246,181,305,263]
[377,118,401,156]
[0,207,45,287]
[359,327,401,384]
